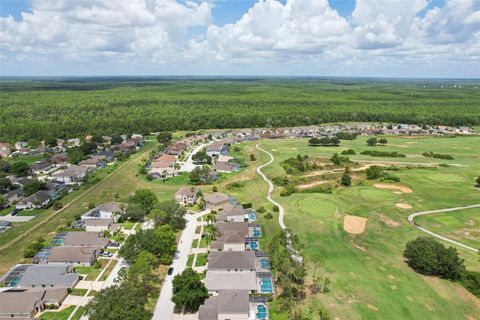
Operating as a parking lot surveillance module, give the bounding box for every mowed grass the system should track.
[245,135,480,320]
[415,208,480,249]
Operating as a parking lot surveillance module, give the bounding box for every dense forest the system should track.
[1,78,479,141]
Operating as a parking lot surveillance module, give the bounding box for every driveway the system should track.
[152,214,197,320]
[179,142,211,172]
[1,214,36,222]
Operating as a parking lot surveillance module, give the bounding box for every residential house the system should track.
[46,181,68,199]
[61,232,109,248]
[206,142,229,157]
[53,165,91,184]
[0,288,68,318]
[217,204,246,223]
[16,190,51,210]
[5,189,23,206]
[0,264,79,288]
[97,150,114,161]
[198,290,251,320]
[0,220,12,233]
[33,246,101,266]
[81,202,125,222]
[175,187,200,206]
[15,141,28,150]
[31,161,54,175]
[67,138,81,147]
[79,156,106,169]
[214,161,240,173]
[83,219,120,232]
[51,153,68,165]
[117,141,136,153]
[150,154,178,178]
[205,251,257,292]
[203,193,231,211]
[0,148,12,158]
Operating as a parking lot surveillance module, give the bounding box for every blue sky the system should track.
[0,0,478,78]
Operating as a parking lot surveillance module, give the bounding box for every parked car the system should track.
[108,242,120,247]
[11,208,23,216]
[167,267,174,275]
[100,252,113,257]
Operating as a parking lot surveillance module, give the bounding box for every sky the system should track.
[0,0,479,78]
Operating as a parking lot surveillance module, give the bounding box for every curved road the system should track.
[408,204,480,253]
[256,144,302,262]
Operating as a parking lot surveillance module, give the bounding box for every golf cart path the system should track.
[256,144,302,262]
[408,204,480,253]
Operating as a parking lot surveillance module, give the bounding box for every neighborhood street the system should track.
[152,214,197,320]
[178,142,210,172]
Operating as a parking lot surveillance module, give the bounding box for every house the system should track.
[210,231,246,252]
[217,204,246,223]
[46,181,67,199]
[198,290,251,320]
[0,288,68,318]
[206,142,229,157]
[79,156,106,169]
[15,141,28,150]
[117,141,136,153]
[97,150,114,161]
[83,219,120,232]
[205,252,257,292]
[0,264,79,288]
[31,161,54,175]
[214,161,240,173]
[203,193,231,211]
[31,146,50,155]
[82,202,125,222]
[12,177,33,188]
[151,154,176,169]
[5,189,23,206]
[61,232,109,248]
[33,246,100,266]
[67,138,81,147]
[0,142,11,150]
[0,148,12,158]
[51,153,68,164]
[16,190,51,210]
[53,165,91,184]
[175,187,200,206]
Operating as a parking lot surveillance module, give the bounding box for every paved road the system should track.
[408,204,480,253]
[256,144,302,262]
[152,214,197,320]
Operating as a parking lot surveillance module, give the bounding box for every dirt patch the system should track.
[387,274,396,280]
[349,272,357,280]
[297,180,329,190]
[271,149,278,152]
[291,147,298,150]
[391,284,397,290]
[387,143,409,148]
[466,219,476,226]
[393,191,403,195]
[367,304,379,311]
[344,215,368,234]
[395,203,413,209]
[375,183,413,193]
[380,215,401,228]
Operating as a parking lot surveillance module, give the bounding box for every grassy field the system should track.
[235,135,480,319]
[415,208,480,249]
[40,306,78,320]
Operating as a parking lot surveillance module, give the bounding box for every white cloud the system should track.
[0,0,479,76]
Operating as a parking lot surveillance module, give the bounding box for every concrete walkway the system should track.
[408,204,480,253]
[256,144,303,263]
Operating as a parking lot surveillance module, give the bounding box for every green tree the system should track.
[85,283,151,320]
[44,137,57,147]
[476,176,480,187]
[190,165,211,185]
[129,189,158,212]
[0,177,14,193]
[366,137,378,146]
[156,132,172,143]
[172,268,209,312]
[366,165,383,179]
[250,154,256,161]
[404,237,465,280]
[378,138,388,144]
[67,147,85,164]
[11,162,30,176]
[153,200,186,231]
[341,173,352,186]
[23,180,47,196]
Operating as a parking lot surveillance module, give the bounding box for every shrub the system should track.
[381,173,400,182]
[273,205,279,212]
[264,212,273,219]
[308,137,340,146]
[242,203,252,209]
[257,206,266,213]
[341,173,352,186]
[378,138,388,144]
[336,132,357,140]
[330,153,350,166]
[423,151,454,160]
[250,154,256,161]
[366,137,377,146]
[366,166,384,179]
[361,150,405,158]
[341,149,356,155]
[52,201,63,210]
[403,237,465,281]
[459,271,480,298]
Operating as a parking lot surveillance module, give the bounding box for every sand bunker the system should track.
[395,203,413,209]
[344,215,368,234]
[380,214,401,227]
[375,183,413,193]
[297,180,328,190]
[271,149,278,152]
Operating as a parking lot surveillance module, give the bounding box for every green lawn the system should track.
[40,306,75,320]
[234,136,480,320]
[195,253,208,267]
[69,288,88,296]
[187,254,194,268]
[120,221,135,230]
[100,260,117,281]
[17,209,46,216]
[415,208,480,249]
[192,239,199,248]
[0,207,11,216]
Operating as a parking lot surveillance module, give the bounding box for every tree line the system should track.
[1,80,480,141]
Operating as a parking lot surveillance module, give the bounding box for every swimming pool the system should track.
[260,258,270,269]
[248,241,258,251]
[260,278,273,293]
[253,228,261,237]
[256,304,268,319]
[248,212,257,222]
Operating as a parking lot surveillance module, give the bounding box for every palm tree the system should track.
[205,213,216,225]
[204,224,219,244]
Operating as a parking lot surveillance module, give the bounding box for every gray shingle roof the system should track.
[207,251,255,270]
[1,264,79,288]
[62,232,109,247]
[198,290,250,320]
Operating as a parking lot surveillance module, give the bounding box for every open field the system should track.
[240,135,480,319]
[415,208,480,250]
